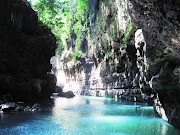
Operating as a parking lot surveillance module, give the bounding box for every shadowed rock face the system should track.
[128,0,180,129]
[0,0,56,102]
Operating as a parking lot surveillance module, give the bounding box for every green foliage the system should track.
[73,50,83,62]
[121,22,134,45]
[104,0,109,6]
[106,51,112,58]
[73,0,89,51]
[32,0,90,56]
[75,0,89,20]
[32,0,68,54]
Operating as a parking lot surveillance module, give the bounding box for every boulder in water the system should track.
[24,106,31,112]
[31,103,42,111]
[63,91,75,98]
[54,86,75,98]
[2,107,15,113]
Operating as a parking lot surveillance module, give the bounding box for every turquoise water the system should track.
[0,96,180,135]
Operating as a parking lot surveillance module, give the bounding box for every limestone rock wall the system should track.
[60,0,143,100]
[59,0,180,129]
[0,0,56,102]
[128,0,180,129]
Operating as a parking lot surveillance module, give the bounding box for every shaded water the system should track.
[0,96,180,135]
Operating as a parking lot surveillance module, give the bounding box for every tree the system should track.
[32,0,89,56]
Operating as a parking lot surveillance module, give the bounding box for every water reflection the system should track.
[161,124,168,135]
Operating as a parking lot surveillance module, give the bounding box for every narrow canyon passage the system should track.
[0,0,180,134]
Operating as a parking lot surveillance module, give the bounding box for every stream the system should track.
[0,96,180,135]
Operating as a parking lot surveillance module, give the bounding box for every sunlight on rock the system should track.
[57,70,66,87]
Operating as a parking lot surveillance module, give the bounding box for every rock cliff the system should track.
[128,0,180,129]
[57,0,180,129]
[0,0,56,102]
[60,0,143,101]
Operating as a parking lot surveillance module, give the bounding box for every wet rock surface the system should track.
[54,86,75,98]
[128,0,180,129]
[0,102,43,113]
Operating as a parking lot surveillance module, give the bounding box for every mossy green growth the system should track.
[73,0,89,49]
[96,9,104,34]
[121,22,134,45]
[106,51,112,58]
[33,0,90,56]
[100,61,107,75]
[73,50,83,62]
[104,0,109,6]
[152,53,169,66]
